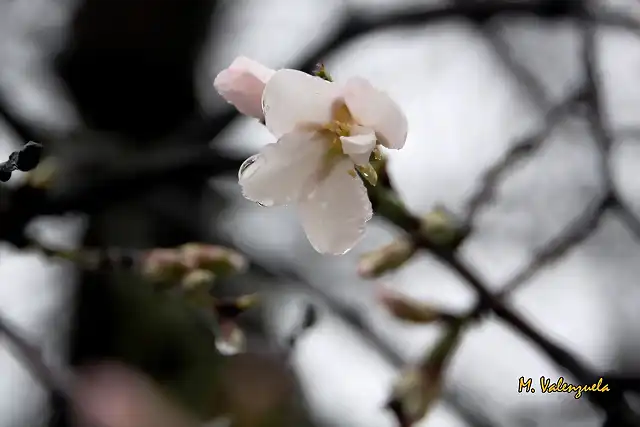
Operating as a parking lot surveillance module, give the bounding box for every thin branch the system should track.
[368,181,640,424]
[462,89,582,228]
[0,314,71,398]
[196,0,582,144]
[466,193,611,321]
[249,262,497,427]
[499,194,611,296]
[580,4,640,243]
[0,141,43,182]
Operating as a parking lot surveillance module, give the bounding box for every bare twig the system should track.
[0,314,108,427]
[499,194,611,296]
[580,4,640,243]
[462,89,582,228]
[368,179,640,424]
[0,314,70,398]
[249,262,497,427]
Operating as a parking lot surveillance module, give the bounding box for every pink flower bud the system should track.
[213,56,276,119]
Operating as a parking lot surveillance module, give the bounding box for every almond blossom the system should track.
[216,59,408,255]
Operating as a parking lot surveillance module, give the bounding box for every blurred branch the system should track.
[0,314,71,401]
[580,5,640,244]
[462,89,583,229]
[0,314,110,427]
[0,146,242,248]
[0,95,42,145]
[250,263,497,427]
[0,141,43,182]
[196,0,594,144]
[497,193,611,297]
[461,0,550,110]
[367,179,640,424]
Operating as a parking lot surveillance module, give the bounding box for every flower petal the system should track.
[298,158,373,255]
[214,57,275,119]
[262,69,342,138]
[239,131,327,206]
[343,77,408,149]
[340,125,377,165]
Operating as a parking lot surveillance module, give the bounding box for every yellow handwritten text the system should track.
[518,376,610,399]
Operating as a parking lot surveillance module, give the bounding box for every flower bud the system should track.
[386,323,463,426]
[214,56,275,120]
[378,289,453,324]
[181,269,216,291]
[142,248,188,284]
[26,157,58,189]
[214,294,260,319]
[421,206,463,249]
[313,63,333,82]
[358,239,416,278]
[179,243,247,277]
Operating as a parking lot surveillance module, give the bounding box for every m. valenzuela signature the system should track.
[518,376,610,399]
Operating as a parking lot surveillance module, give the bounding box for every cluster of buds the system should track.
[142,244,255,356]
[142,243,247,291]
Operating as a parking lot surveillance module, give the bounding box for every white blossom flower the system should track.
[237,68,408,255]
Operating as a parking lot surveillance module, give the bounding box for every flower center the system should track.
[313,101,380,186]
[321,101,355,155]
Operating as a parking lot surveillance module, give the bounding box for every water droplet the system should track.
[238,155,274,207]
[356,163,378,186]
[238,154,261,180]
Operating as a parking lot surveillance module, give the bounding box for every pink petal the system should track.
[343,77,408,150]
[297,158,373,255]
[239,131,327,206]
[214,56,275,119]
[262,69,342,138]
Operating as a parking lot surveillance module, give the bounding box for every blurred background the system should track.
[1,0,640,427]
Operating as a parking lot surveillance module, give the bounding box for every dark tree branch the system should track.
[580,4,640,244]
[498,194,611,296]
[250,262,498,427]
[0,314,71,399]
[462,89,583,228]
[368,178,640,424]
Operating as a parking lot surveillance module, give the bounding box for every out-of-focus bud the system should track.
[377,288,454,324]
[420,206,464,249]
[26,157,58,189]
[386,322,464,426]
[179,243,247,277]
[358,239,416,278]
[313,63,333,82]
[214,294,260,319]
[142,248,189,284]
[181,269,216,291]
[216,320,246,356]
